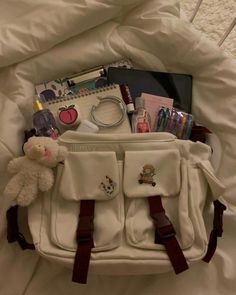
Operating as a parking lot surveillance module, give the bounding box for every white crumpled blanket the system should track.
[0,1,236,294]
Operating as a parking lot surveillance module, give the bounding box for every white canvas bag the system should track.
[20,131,226,284]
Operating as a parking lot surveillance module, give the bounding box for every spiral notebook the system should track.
[43,84,131,134]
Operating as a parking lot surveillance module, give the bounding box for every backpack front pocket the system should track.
[124,150,195,251]
[50,151,124,252]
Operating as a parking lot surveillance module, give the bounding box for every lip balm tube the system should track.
[119,84,135,113]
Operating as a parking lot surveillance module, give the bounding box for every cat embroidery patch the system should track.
[139,164,156,187]
[100,176,117,197]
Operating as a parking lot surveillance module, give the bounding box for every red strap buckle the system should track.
[6,206,35,250]
[148,196,188,274]
[151,212,176,241]
[203,201,227,263]
[77,216,94,244]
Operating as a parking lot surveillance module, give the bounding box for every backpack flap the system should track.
[59,151,119,201]
[123,149,181,198]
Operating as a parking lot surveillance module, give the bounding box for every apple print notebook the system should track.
[43,84,131,134]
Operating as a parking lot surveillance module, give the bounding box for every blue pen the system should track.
[167,108,178,135]
[163,108,171,131]
[156,107,165,131]
[166,109,174,132]
[183,114,193,139]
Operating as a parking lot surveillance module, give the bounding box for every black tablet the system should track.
[107,67,192,113]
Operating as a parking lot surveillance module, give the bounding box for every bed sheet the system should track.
[0,0,236,294]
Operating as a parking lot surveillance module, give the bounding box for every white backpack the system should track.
[7,132,226,284]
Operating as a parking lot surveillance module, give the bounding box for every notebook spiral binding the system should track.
[48,84,117,105]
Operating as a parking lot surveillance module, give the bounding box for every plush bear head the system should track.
[23,136,68,168]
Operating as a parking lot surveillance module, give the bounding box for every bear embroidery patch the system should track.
[139,164,156,187]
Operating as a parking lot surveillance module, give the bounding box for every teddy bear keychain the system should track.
[4,136,68,207]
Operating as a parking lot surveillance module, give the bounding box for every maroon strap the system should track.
[6,206,35,250]
[202,200,226,263]
[72,200,95,284]
[148,196,189,274]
